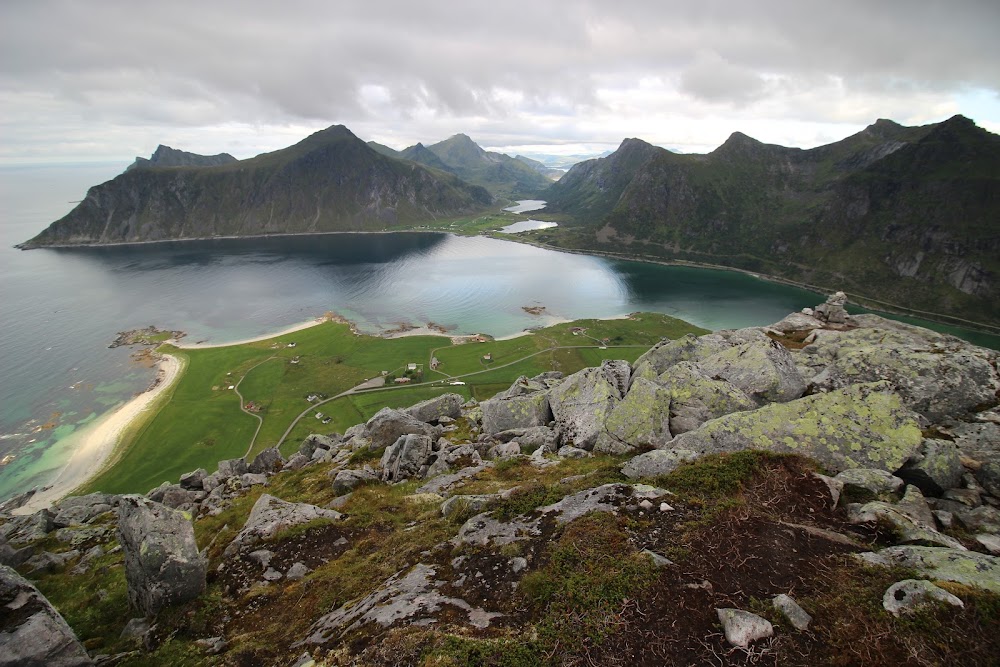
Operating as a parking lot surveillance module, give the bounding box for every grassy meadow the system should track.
[81,313,707,495]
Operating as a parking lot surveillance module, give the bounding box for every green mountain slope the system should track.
[22,126,494,247]
[543,116,1000,327]
[425,133,553,197]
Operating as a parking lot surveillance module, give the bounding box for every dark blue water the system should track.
[1,165,996,501]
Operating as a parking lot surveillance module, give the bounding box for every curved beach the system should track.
[14,354,183,515]
[174,317,328,349]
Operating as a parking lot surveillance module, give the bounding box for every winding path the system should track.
[233,356,276,458]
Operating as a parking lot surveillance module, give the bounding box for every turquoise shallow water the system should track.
[1,167,996,501]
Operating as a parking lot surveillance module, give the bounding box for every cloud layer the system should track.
[2,0,998,162]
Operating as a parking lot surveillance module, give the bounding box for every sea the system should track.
[1,163,997,502]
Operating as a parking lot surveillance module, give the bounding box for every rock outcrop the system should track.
[117,496,206,616]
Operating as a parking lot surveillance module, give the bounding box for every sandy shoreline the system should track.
[174,317,329,349]
[13,354,183,515]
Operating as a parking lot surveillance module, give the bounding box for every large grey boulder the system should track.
[655,363,756,434]
[847,501,965,549]
[179,469,207,490]
[223,494,343,558]
[858,546,1000,593]
[117,496,206,616]
[365,408,439,449]
[489,427,560,453]
[800,324,998,422]
[249,447,286,475]
[716,608,773,648]
[405,393,463,424]
[630,333,730,383]
[2,509,54,545]
[216,457,248,477]
[594,377,673,454]
[695,337,806,405]
[380,434,435,481]
[667,381,923,473]
[0,565,93,666]
[548,361,629,450]
[480,378,553,435]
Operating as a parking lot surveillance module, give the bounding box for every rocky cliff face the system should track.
[545,116,1000,327]
[3,302,1000,665]
[20,126,493,248]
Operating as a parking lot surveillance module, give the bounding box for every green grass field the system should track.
[81,313,707,494]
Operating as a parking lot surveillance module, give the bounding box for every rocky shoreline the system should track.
[3,294,999,665]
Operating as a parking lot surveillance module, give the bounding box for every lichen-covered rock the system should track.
[1,509,54,546]
[696,337,806,405]
[223,494,343,558]
[621,448,701,480]
[668,381,923,473]
[300,563,500,645]
[896,439,964,496]
[655,362,756,434]
[365,408,439,449]
[594,377,673,454]
[548,361,629,450]
[630,333,729,383]
[882,579,964,617]
[51,493,116,528]
[249,447,286,475]
[847,501,965,549]
[858,546,1000,593]
[179,468,207,490]
[489,426,560,453]
[405,393,464,424]
[117,496,206,616]
[480,392,552,435]
[772,594,812,630]
[0,565,93,666]
[381,434,435,481]
[800,324,998,421]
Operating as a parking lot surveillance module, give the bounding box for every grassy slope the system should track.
[82,314,706,495]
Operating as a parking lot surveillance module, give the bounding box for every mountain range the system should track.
[545,115,999,327]
[19,116,1000,327]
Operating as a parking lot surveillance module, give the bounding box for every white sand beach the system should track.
[14,354,183,515]
[175,317,327,349]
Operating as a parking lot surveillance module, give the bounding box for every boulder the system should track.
[424,444,483,478]
[896,439,965,496]
[594,377,673,454]
[116,496,206,616]
[696,338,806,405]
[179,469,207,490]
[882,579,964,617]
[223,494,343,558]
[668,381,923,473]
[655,363,756,434]
[3,510,54,545]
[52,493,115,528]
[381,434,436,482]
[480,391,552,435]
[716,608,773,648]
[299,433,341,459]
[621,449,701,480]
[331,468,378,496]
[284,453,310,471]
[834,468,905,496]
[801,325,998,422]
[847,501,965,549]
[405,393,463,423]
[216,457,248,477]
[365,408,439,449]
[630,333,730,383]
[160,487,199,509]
[490,427,560,453]
[440,494,498,518]
[0,565,93,666]
[487,442,521,460]
[858,546,1000,593]
[548,361,628,450]
[249,447,286,475]
[814,291,849,324]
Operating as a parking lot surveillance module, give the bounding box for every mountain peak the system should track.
[126,144,237,172]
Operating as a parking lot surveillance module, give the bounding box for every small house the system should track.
[407,363,418,371]
[394,377,412,384]
[483,353,492,361]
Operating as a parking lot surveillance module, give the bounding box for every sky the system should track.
[1,0,999,165]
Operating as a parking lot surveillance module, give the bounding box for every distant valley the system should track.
[19,116,1000,328]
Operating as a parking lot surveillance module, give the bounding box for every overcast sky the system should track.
[2,0,998,164]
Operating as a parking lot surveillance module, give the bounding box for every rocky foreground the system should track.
[2,294,1000,666]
